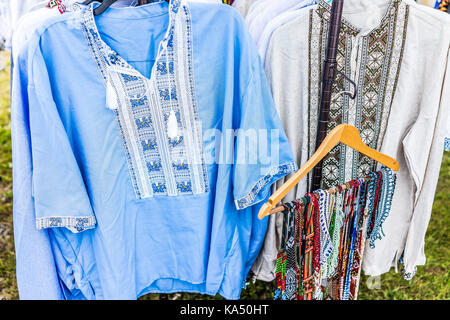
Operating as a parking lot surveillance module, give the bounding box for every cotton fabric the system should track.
[254,0,450,281]
[255,0,316,65]
[11,0,296,299]
[232,0,260,17]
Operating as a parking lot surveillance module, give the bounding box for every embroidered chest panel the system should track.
[80,2,209,199]
[308,0,409,189]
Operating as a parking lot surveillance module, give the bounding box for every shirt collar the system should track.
[316,0,399,37]
[77,0,183,50]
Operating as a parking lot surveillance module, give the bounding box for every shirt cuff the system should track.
[36,216,96,233]
[234,162,297,210]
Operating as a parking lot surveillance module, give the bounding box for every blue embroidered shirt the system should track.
[11,0,296,299]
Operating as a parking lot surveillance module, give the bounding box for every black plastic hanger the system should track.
[94,0,170,16]
[83,0,102,5]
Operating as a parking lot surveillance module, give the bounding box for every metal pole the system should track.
[311,0,345,191]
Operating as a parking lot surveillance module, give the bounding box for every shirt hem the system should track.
[136,282,239,300]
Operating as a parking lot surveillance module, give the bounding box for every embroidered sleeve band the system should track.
[235,162,297,210]
[36,216,97,233]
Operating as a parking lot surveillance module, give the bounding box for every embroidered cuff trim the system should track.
[401,265,417,281]
[36,216,97,233]
[235,162,297,210]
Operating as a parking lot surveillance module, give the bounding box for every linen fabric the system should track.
[253,0,450,281]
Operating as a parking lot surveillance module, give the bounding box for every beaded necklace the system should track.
[326,191,345,278]
[335,188,351,299]
[338,182,358,299]
[368,167,397,249]
[324,192,343,299]
[367,171,383,237]
[302,194,318,300]
[310,193,323,300]
[273,168,396,300]
[274,205,289,300]
[349,178,369,299]
[274,200,307,300]
[333,187,347,299]
[315,190,334,266]
[343,180,362,300]
[296,199,306,299]
[285,202,302,300]
[320,192,336,281]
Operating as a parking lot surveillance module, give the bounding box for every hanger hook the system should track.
[331,90,356,104]
[331,65,358,101]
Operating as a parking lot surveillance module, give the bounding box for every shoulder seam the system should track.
[27,12,82,86]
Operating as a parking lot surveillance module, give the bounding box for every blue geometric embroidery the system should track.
[177,181,193,193]
[122,73,140,82]
[235,163,298,210]
[74,218,91,233]
[167,32,174,48]
[171,0,180,13]
[131,97,148,108]
[278,164,295,174]
[152,183,167,193]
[108,52,119,65]
[147,161,162,172]
[49,217,62,227]
[157,61,174,75]
[142,139,157,151]
[159,88,177,101]
[173,162,189,171]
[136,117,152,130]
[36,216,96,233]
[168,136,184,147]
[89,28,98,40]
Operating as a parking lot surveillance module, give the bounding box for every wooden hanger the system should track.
[257,124,399,220]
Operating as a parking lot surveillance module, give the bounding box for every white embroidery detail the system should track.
[36,216,96,233]
[308,0,408,189]
[78,0,209,199]
[235,163,298,210]
[316,189,333,266]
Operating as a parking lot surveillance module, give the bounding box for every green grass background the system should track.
[0,51,448,300]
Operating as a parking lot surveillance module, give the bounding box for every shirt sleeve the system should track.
[28,43,96,234]
[401,45,450,279]
[445,112,450,151]
[232,37,297,211]
[11,36,64,299]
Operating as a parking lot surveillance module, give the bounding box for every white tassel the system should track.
[106,80,118,110]
[167,110,179,139]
